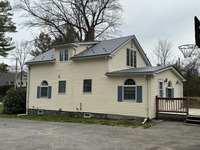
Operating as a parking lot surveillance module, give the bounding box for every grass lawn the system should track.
[0,103,155,129]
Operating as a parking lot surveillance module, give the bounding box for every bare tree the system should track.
[15,0,123,41]
[11,41,32,87]
[153,39,173,66]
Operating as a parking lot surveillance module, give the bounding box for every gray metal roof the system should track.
[106,65,174,75]
[26,49,55,65]
[25,35,151,66]
[70,35,134,59]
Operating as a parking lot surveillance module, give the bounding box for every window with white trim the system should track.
[123,79,136,100]
[41,80,48,97]
[158,80,164,97]
[58,81,66,93]
[60,49,68,61]
[126,48,137,67]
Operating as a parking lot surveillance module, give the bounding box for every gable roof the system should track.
[70,35,151,66]
[0,72,27,86]
[25,35,151,66]
[106,65,186,81]
[26,49,55,65]
[70,35,133,59]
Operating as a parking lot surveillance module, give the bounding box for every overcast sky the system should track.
[6,0,200,66]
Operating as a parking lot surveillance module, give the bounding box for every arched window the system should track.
[42,81,48,86]
[124,79,136,85]
[123,79,136,100]
[168,81,172,87]
[41,80,48,97]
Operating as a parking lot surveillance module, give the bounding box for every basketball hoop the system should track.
[178,44,197,58]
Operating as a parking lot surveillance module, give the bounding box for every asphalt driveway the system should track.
[0,118,199,150]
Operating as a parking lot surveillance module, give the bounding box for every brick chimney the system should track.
[87,27,94,41]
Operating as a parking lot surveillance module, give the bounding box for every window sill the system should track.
[37,97,48,99]
[58,93,66,95]
[83,92,92,94]
[122,100,136,102]
[59,61,69,63]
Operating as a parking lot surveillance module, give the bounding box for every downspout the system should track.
[105,56,109,72]
[142,75,149,124]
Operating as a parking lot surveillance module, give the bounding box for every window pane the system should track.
[126,49,129,66]
[159,81,163,97]
[59,81,66,93]
[64,49,68,61]
[83,79,92,92]
[131,50,133,67]
[124,79,136,85]
[124,87,136,100]
[168,89,172,97]
[134,51,136,67]
[42,81,48,86]
[60,50,63,61]
[41,87,48,97]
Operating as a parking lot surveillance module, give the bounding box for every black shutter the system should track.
[118,86,122,102]
[137,86,142,103]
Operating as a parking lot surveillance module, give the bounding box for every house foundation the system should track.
[28,109,144,121]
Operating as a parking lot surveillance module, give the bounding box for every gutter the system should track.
[70,54,110,60]
[25,59,55,65]
[105,72,154,76]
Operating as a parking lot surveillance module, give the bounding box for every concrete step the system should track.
[187,115,200,120]
[186,119,200,124]
[185,115,200,124]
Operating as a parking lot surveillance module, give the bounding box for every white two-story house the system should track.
[26,35,185,119]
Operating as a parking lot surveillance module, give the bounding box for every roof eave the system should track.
[155,65,186,82]
[51,41,99,48]
[105,72,154,76]
[70,54,110,60]
[25,59,55,65]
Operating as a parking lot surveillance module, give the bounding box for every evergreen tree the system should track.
[0,0,16,57]
[0,63,8,73]
[31,24,77,57]
[52,24,77,45]
[30,32,52,57]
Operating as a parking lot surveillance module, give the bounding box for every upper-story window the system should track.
[126,48,137,67]
[60,49,68,61]
[131,41,134,48]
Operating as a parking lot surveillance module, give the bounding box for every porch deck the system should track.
[156,96,200,121]
[189,109,200,116]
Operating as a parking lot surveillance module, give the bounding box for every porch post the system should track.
[186,97,189,115]
[156,95,158,117]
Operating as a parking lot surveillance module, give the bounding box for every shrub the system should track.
[3,88,26,114]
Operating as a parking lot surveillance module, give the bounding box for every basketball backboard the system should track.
[195,16,200,48]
